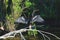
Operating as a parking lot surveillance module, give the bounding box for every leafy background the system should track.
[0,0,60,35]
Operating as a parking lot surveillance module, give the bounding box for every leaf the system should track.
[25,1,32,7]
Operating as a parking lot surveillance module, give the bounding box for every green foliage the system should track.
[5,0,8,8]
[28,29,38,37]
[13,0,22,14]
[6,14,14,24]
[28,24,38,37]
[5,0,23,31]
[25,0,32,8]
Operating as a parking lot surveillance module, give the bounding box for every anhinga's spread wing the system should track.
[15,16,28,24]
[31,15,44,23]
[15,15,44,24]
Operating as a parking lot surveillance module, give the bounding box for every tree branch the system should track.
[0,29,60,40]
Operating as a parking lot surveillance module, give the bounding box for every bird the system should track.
[15,8,44,30]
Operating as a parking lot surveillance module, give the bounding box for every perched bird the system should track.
[15,8,44,30]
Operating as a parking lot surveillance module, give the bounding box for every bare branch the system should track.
[39,30,60,40]
[32,9,39,16]
[0,29,60,40]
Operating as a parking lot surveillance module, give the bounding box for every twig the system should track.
[32,9,39,17]
[44,34,51,40]
[20,32,26,40]
[0,29,27,39]
[38,30,46,40]
[40,30,60,40]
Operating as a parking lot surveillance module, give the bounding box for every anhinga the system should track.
[15,8,44,29]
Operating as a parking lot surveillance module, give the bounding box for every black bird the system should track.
[15,8,44,30]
